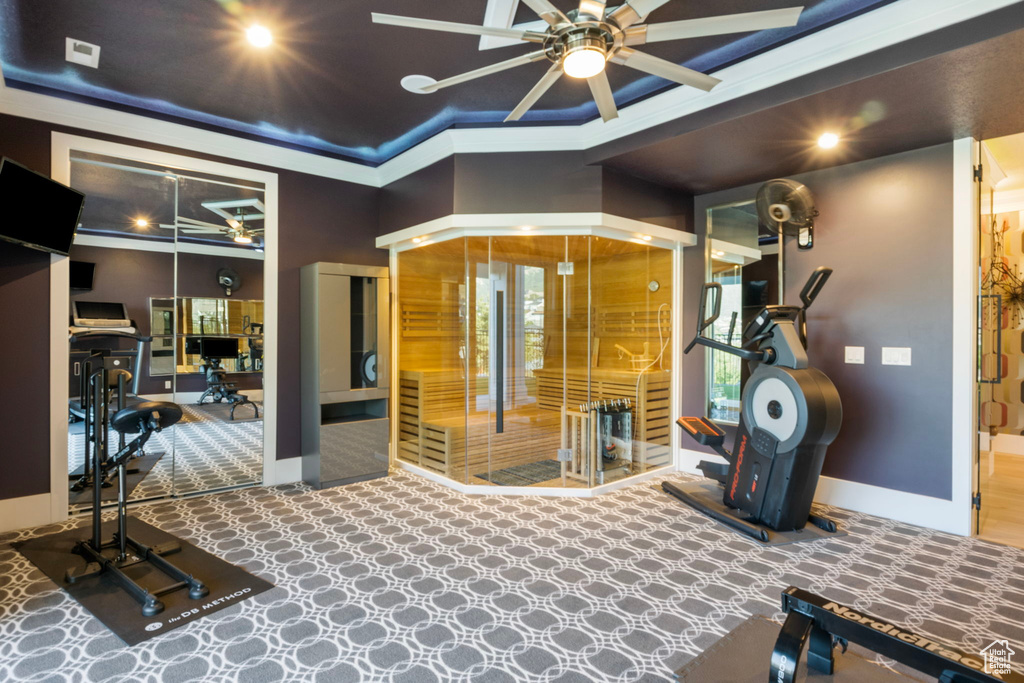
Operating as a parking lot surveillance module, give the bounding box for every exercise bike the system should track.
[65,360,208,616]
[666,267,842,542]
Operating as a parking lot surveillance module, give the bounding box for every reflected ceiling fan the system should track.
[372,1,803,122]
[156,198,266,245]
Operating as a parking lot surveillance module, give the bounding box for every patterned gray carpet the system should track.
[67,402,263,509]
[2,471,1023,682]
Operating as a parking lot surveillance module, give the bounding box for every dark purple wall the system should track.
[685,142,955,500]
[0,115,55,500]
[454,152,603,214]
[379,156,455,234]
[601,167,694,232]
[0,242,52,499]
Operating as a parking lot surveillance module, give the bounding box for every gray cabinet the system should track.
[301,262,390,488]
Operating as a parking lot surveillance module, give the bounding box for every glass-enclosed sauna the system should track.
[386,227,686,490]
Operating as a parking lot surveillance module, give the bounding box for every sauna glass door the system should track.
[475,236,569,487]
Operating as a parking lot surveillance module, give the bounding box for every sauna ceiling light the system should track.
[818,132,840,149]
[641,235,652,241]
[412,237,422,243]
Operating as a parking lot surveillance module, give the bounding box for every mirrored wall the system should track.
[66,149,266,511]
[705,201,779,424]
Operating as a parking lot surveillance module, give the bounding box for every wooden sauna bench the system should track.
[533,367,673,470]
[398,369,563,479]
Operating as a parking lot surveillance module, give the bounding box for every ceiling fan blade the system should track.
[611,47,721,91]
[371,13,547,42]
[578,0,607,21]
[587,71,618,122]
[637,7,803,45]
[505,63,563,122]
[422,51,549,92]
[607,0,671,29]
[521,0,571,26]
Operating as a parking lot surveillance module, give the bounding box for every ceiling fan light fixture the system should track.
[233,230,253,244]
[561,34,607,79]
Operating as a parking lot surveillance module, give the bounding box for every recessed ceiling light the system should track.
[135,218,148,228]
[412,237,422,243]
[641,235,652,242]
[818,132,840,149]
[246,24,273,48]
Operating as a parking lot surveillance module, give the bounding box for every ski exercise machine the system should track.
[666,266,842,541]
[69,329,152,493]
[65,351,208,616]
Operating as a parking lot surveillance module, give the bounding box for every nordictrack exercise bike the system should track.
[665,266,842,542]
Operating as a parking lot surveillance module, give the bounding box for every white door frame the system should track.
[48,132,280,524]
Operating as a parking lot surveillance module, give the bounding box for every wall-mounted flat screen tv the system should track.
[69,261,96,290]
[0,158,85,256]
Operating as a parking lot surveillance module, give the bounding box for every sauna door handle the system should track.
[495,290,504,434]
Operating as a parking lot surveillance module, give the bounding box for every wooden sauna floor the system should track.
[978,450,1024,549]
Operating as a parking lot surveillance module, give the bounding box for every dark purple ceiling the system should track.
[0,0,895,165]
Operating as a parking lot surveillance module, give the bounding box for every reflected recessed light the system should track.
[520,226,533,231]
[714,250,724,256]
[412,237,422,244]
[641,235,652,241]
[246,24,273,48]
[818,132,840,149]
[135,218,148,228]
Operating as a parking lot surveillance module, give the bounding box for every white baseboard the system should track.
[265,456,302,486]
[675,447,969,535]
[0,494,53,534]
[993,433,1024,456]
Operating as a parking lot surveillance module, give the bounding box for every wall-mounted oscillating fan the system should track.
[217,268,242,297]
[755,178,819,309]
[372,1,804,122]
[756,178,817,248]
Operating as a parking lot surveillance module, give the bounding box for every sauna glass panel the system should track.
[395,238,468,483]
[588,237,673,481]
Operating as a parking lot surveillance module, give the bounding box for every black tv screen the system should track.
[201,337,239,359]
[69,261,95,290]
[0,158,85,256]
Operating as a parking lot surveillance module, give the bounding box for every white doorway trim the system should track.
[47,132,281,526]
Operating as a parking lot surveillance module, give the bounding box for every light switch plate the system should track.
[844,346,864,364]
[882,347,912,366]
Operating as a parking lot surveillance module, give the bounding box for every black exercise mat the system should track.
[68,452,163,506]
[674,615,928,682]
[477,459,563,486]
[15,518,273,646]
[656,480,847,546]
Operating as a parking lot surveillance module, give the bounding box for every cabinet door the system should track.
[319,273,351,393]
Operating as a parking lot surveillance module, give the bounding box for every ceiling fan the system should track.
[372,1,803,122]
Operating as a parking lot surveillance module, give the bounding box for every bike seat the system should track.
[111,401,183,434]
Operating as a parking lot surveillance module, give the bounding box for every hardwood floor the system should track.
[978,450,1024,548]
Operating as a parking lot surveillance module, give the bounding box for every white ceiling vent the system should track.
[65,38,100,68]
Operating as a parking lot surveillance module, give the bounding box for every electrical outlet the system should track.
[165,380,172,389]
[844,346,864,364]
[882,347,912,366]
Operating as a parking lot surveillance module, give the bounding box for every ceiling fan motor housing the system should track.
[544,23,615,64]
